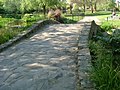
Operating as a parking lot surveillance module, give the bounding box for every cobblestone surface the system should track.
[0,24,83,90]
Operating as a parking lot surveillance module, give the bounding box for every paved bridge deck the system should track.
[0,24,83,90]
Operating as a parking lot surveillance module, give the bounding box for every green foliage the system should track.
[60,17,77,24]
[0,1,5,14]
[0,28,19,44]
[23,14,44,21]
[110,30,120,56]
[89,40,120,90]
[108,0,116,9]
[62,15,83,24]
[101,22,114,32]
[0,17,15,27]
[0,25,2,28]
[0,13,45,45]
[89,21,120,90]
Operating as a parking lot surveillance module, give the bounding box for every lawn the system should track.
[86,11,120,28]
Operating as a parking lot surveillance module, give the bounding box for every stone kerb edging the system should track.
[77,22,94,90]
[0,20,60,52]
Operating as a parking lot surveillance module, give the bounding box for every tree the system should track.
[20,0,33,14]
[0,0,5,13]
[35,0,60,16]
[1,0,61,14]
[3,0,21,13]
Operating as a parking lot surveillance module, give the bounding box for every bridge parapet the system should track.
[76,21,97,90]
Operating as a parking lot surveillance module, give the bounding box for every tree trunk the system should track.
[83,4,86,12]
[90,0,93,13]
[43,5,46,18]
[117,1,119,8]
[83,0,86,12]
[70,4,73,14]
[94,2,97,11]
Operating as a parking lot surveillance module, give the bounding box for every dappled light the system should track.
[26,63,49,69]
[0,24,85,90]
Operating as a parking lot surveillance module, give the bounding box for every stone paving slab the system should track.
[0,24,83,90]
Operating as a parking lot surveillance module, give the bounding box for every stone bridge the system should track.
[0,17,99,90]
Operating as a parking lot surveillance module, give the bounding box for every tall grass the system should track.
[89,40,120,90]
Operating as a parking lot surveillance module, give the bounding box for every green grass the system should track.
[85,11,111,16]
[65,15,83,21]
[101,20,120,30]
[87,11,120,28]
[0,17,15,27]
[0,14,45,45]
[62,15,83,24]
[85,11,120,26]
[94,11,120,21]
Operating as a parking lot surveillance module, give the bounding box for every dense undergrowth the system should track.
[0,14,44,44]
[89,21,120,90]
